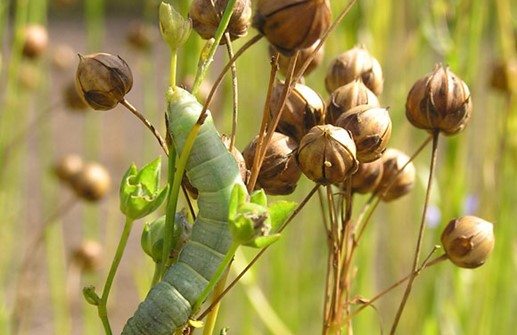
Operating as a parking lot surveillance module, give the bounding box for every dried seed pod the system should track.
[52,44,76,70]
[63,81,89,111]
[22,24,49,59]
[405,64,472,135]
[375,148,415,201]
[243,132,301,195]
[489,59,517,93]
[296,125,358,185]
[325,45,384,95]
[270,39,324,77]
[351,159,383,194]
[269,80,326,142]
[326,80,380,125]
[441,216,495,269]
[335,105,391,163]
[72,240,103,272]
[190,0,252,42]
[75,53,133,111]
[127,21,157,50]
[253,0,332,56]
[54,154,84,183]
[70,162,111,201]
[221,135,249,184]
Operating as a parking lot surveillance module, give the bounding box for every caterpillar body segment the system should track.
[122,87,245,334]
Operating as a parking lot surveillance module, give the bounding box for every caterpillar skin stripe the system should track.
[122,87,245,334]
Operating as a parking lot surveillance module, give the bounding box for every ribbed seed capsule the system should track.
[375,148,415,201]
[70,162,111,201]
[75,53,133,110]
[269,80,326,142]
[253,0,332,56]
[406,64,472,135]
[296,125,358,185]
[270,39,324,78]
[326,80,380,125]
[243,132,301,195]
[441,216,495,269]
[335,105,391,163]
[351,159,384,194]
[325,45,384,95]
[190,0,252,42]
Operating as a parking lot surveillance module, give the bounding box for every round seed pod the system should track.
[296,125,358,185]
[75,53,133,111]
[325,45,384,95]
[326,79,380,125]
[243,132,301,195]
[52,44,76,70]
[335,105,391,163]
[54,154,84,183]
[22,24,49,59]
[126,21,157,51]
[441,215,495,269]
[489,59,517,93]
[405,64,472,136]
[189,0,252,42]
[70,162,111,201]
[375,148,415,201]
[253,0,332,56]
[270,39,324,78]
[269,80,326,142]
[351,159,384,194]
[72,240,103,272]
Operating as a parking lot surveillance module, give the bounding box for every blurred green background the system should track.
[1,0,516,334]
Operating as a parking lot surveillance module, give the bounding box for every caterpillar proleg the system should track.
[122,87,245,334]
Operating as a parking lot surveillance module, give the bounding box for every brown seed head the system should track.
[351,159,384,194]
[22,24,49,59]
[253,0,332,56]
[243,132,301,195]
[70,162,111,201]
[296,125,358,185]
[335,105,391,163]
[269,80,326,142]
[441,215,495,269]
[190,0,252,42]
[325,45,384,95]
[72,240,103,272]
[75,53,133,111]
[489,59,517,93]
[54,154,84,183]
[270,39,325,78]
[326,80,380,125]
[127,21,157,51]
[375,148,415,201]
[406,64,472,135]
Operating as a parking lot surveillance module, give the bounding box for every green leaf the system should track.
[268,201,297,233]
[229,183,248,220]
[250,189,267,207]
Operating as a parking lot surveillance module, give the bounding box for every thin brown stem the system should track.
[121,99,169,156]
[390,130,440,334]
[224,33,238,151]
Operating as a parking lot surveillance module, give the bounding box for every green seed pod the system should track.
[75,53,133,110]
[441,216,495,269]
[269,80,326,143]
[325,45,384,95]
[351,159,384,194]
[326,79,380,125]
[243,132,301,195]
[335,105,391,163]
[405,64,472,135]
[375,148,415,201]
[296,125,358,185]
[189,0,252,42]
[253,0,332,56]
[270,39,325,78]
[70,162,111,202]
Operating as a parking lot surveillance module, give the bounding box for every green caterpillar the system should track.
[122,87,245,334]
